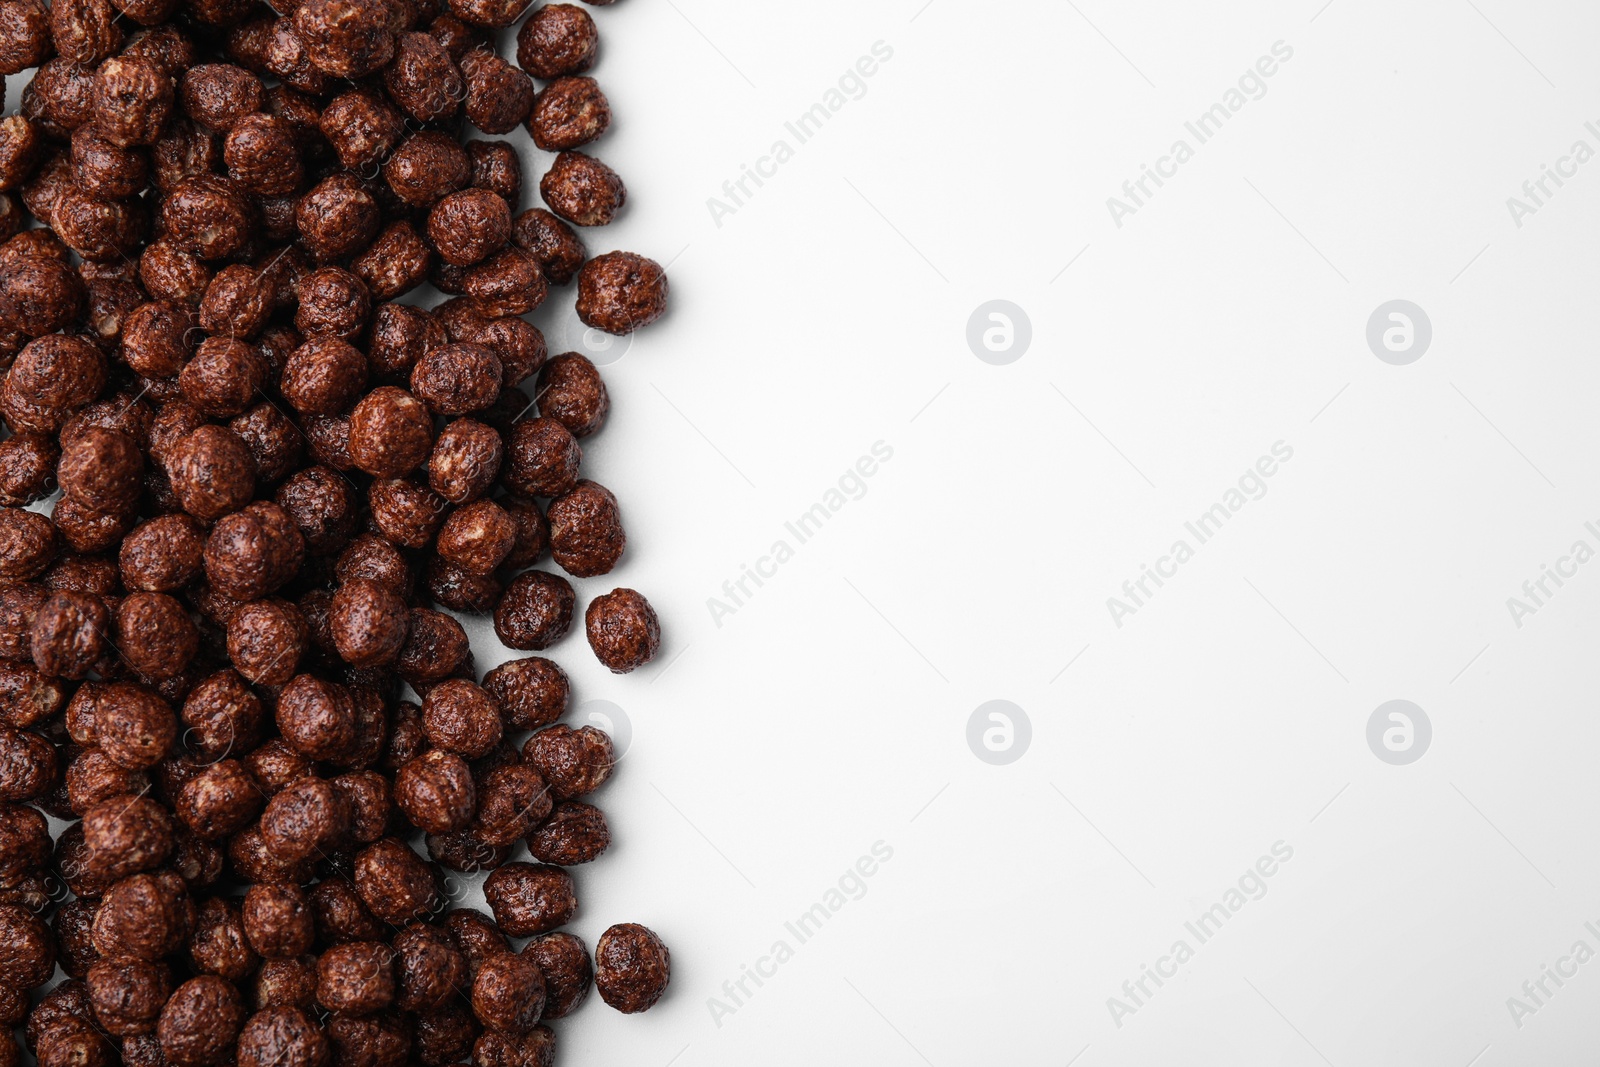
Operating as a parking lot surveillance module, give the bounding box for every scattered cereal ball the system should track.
[0,431,58,507]
[394,608,469,688]
[0,0,52,75]
[179,336,269,417]
[282,336,369,415]
[274,467,356,556]
[547,479,624,577]
[471,761,550,847]
[385,31,462,123]
[395,749,475,834]
[182,669,267,763]
[481,862,575,937]
[527,799,608,866]
[118,591,201,680]
[224,112,304,196]
[298,172,381,262]
[92,56,172,147]
[577,251,669,335]
[318,87,404,171]
[168,426,257,521]
[0,902,54,986]
[523,723,612,799]
[382,131,470,209]
[179,63,263,131]
[200,265,273,339]
[157,976,245,1067]
[31,590,110,680]
[421,678,501,758]
[427,419,502,504]
[348,387,434,478]
[122,300,197,379]
[442,908,504,977]
[96,683,178,769]
[351,220,432,301]
[427,188,510,267]
[529,75,609,151]
[188,897,259,982]
[534,352,608,437]
[524,932,591,1017]
[0,508,56,584]
[511,208,585,286]
[368,303,446,378]
[139,238,213,306]
[482,656,568,732]
[367,477,448,549]
[392,924,468,1014]
[235,1006,329,1067]
[459,50,533,135]
[493,571,574,651]
[425,557,502,616]
[436,500,516,575]
[594,923,669,1014]
[516,4,597,79]
[251,958,319,1012]
[91,870,193,959]
[204,502,306,601]
[330,578,409,668]
[292,0,394,78]
[335,532,413,598]
[159,176,255,261]
[410,342,501,415]
[413,1002,479,1067]
[354,837,439,925]
[503,417,580,498]
[58,427,143,514]
[470,950,543,1033]
[317,941,395,1016]
[539,151,624,227]
[585,587,660,674]
[0,257,87,338]
[231,403,306,488]
[175,760,263,841]
[0,724,54,800]
[471,1027,554,1067]
[227,598,309,686]
[468,140,521,202]
[243,882,314,959]
[463,246,548,318]
[274,674,356,761]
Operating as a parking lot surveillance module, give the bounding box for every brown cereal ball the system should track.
[392,925,466,1014]
[30,590,109,680]
[274,467,356,556]
[0,509,55,584]
[261,775,351,863]
[0,0,50,75]
[516,4,596,79]
[527,800,607,865]
[274,674,355,761]
[292,0,393,77]
[91,56,171,147]
[447,309,548,388]
[149,402,210,472]
[8,334,102,419]
[594,924,668,1014]
[394,608,468,687]
[0,662,61,730]
[441,908,502,977]
[0,722,55,801]
[54,898,103,979]
[149,118,220,194]
[227,598,308,686]
[436,500,516,576]
[351,221,432,302]
[528,75,609,151]
[168,426,257,522]
[427,188,509,267]
[385,31,462,123]
[309,876,384,944]
[368,477,448,549]
[539,151,623,227]
[175,759,262,841]
[493,571,573,652]
[122,301,197,380]
[51,496,135,555]
[0,803,48,881]
[89,957,176,1038]
[534,352,607,438]
[236,1006,329,1067]
[502,417,580,499]
[251,957,317,1011]
[330,578,409,668]
[118,592,200,680]
[98,683,178,769]
[0,431,57,507]
[577,250,669,334]
[298,173,380,262]
[243,882,314,959]
[471,761,549,848]
[179,64,262,131]
[317,941,395,1016]
[331,770,392,844]
[481,658,567,732]
[425,10,481,56]
[52,189,145,262]
[263,17,332,95]
[16,154,73,229]
[138,239,212,306]
[420,679,501,758]
[472,1025,556,1067]
[282,337,368,416]
[354,837,438,925]
[409,341,501,416]
[394,749,474,834]
[323,1012,411,1067]
[367,303,445,379]
[231,403,306,488]
[427,420,502,504]
[523,723,611,798]
[0,117,43,192]
[0,908,52,991]
[189,897,258,981]
[294,268,371,343]
[547,479,624,577]
[382,131,469,209]
[58,427,143,513]
[381,701,427,774]
[160,176,255,261]
[180,337,268,417]
[467,140,520,202]
[73,130,150,203]
[91,870,193,960]
[200,265,273,339]
[348,387,434,478]
[318,87,404,170]
[481,863,575,938]
[470,950,543,1034]
[224,112,303,196]
[458,50,532,135]
[414,1004,478,1067]
[525,933,590,1018]
[43,550,121,596]
[510,209,584,287]
[463,247,547,319]
[335,532,412,597]
[0,254,85,339]
[424,557,501,616]
[242,738,314,797]
[301,416,354,473]
[204,501,306,601]
[157,976,245,1067]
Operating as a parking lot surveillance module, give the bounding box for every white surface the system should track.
[539,1,1600,1064]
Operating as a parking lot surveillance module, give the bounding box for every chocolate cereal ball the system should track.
[511,209,585,286]
[251,957,318,1011]
[459,50,532,136]
[179,337,268,417]
[462,246,547,319]
[188,897,259,982]
[200,265,273,339]
[179,63,262,131]
[317,941,395,1016]
[427,189,509,267]
[330,578,409,668]
[394,749,474,834]
[91,870,192,959]
[368,477,448,549]
[0,431,57,507]
[529,76,609,151]
[275,467,357,556]
[524,932,590,1018]
[175,760,263,841]
[295,269,371,342]
[420,679,501,758]
[298,173,381,262]
[385,31,462,123]
[204,502,306,601]
[227,598,308,686]
[594,923,669,1014]
[261,775,350,863]
[436,500,515,575]
[90,956,175,1036]
[58,427,143,513]
[534,353,607,437]
[522,724,612,799]
[392,924,467,1013]
[118,591,201,680]
[577,251,668,335]
[351,221,432,301]
[0,0,51,75]
[348,387,433,478]
[291,0,394,78]
[482,657,567,731]
[516,4,596,79]
[0,902,54,986]
[317,88,404,170]
[274,674,356,761]
[470,950,543,1034]
[382,131,469,209]
[468,140,521,202]
[243,882,314,959]
[0,723,55,801]
[546,480,624,577]
[168,426,256,521]
[481,863,574,938]
[236,1007,329,1067]
[282,337,368,415]
[92,56,172,147]
[354,838,438,926]
[394,609,467,688]
[585,587,659,674]
[427,419,502,504]
[410,342,501,415]
[527,800,607,865]
[493,571,573,651]
[157,976,245,1067]
[160,176,254,261]
[471,761,550,848]
[31,590,109,680]
[539,151,624,227]
[224,113,304,196]
[502,417,580,498]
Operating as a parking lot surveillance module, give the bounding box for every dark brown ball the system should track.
[594,923,669,1013]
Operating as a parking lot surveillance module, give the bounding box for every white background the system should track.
[529,0,1600,1064]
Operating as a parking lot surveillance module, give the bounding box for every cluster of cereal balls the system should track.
[0,0,674,1063]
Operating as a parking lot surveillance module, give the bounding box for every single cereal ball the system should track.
[0,723,54,801]
[395,749,475,834]
[594,924,669,1014]
[493,571,574,651]
[392,925,468,1014]
[118,591,200,680]
[528,800,608,865]
[410,342,501,415]
[58,427,143,514]
[0,431,58,507]
[471,760,550,848]
[482,657,568,732]
[413,1002,479,1067]
[295,268,371,343]
[318,87,404,170]
[0,509,56,584]
[585,588,660,674]
[427,419,502,504]
[331,772,391,845]
[235,1006,329,1067]
[292,0,394,78]
[427,188,510,267]
[73,131,149,205]
[0,901,54,986]
[382,131,469,209]
[442,908,505,979]
[385,31,462,123]
[168,426,257,521]
[139,239,212,306]
[368,303,446,379]
[525,932,591,1017]
[31,590,109,680]
[242,739,314,798]
[468,140,521,202]
[463,246,548,318]
[188,897,259,982]
[92,56,172,147]
[91,870,193,960]
[577,251,669,335]
[330,578,409,668]
[261,776,351,864]
[471,1027,555,1067]
[367,477,448,549]
[157,976,245,1067]
[199,265,273,339]
[274,467,356,556]
[516,4,596,79]
[227,598,308,686]
[511,208,585,286]
[97,683,178,770]
[539,151,624,227]
[282,337,368,415]
[470,950,543,1034]
[335,532,413,598]
[481,862,575,938]
[534,352,608,437]
[175,759,263,841]
[436,499,516,575]
[446,308,548,388]
[529,76,609,151]
[421,678,501,758]
[316,941,395,1016]
[425,557,502,616]
[308,876,385,945]
[523,723,612,798]
[179,337,268,417]
[182,669,267,763]
[459,50,533,135]
[243,882,314,959]
[351,221,433,301]
[547,479,624,577]
[231,403,306,488]
[6,334,101,426]
[179,64,262,131]
[224,113,303,196]
[159,176,255,261]
[53,898,102,980]
[297,172,380,263]
[0,0,51,75]
[251,958,318,1012]
[274,674,356,761]
[205,502,305,601]
[348,387,434,478]
[122,300,197,379]
[502,417,580,498]
[91,955,175,1036]
[354,837,439,926]
[395,608,469,688]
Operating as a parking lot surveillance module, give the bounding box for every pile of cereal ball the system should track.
[0,0,674,1061]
